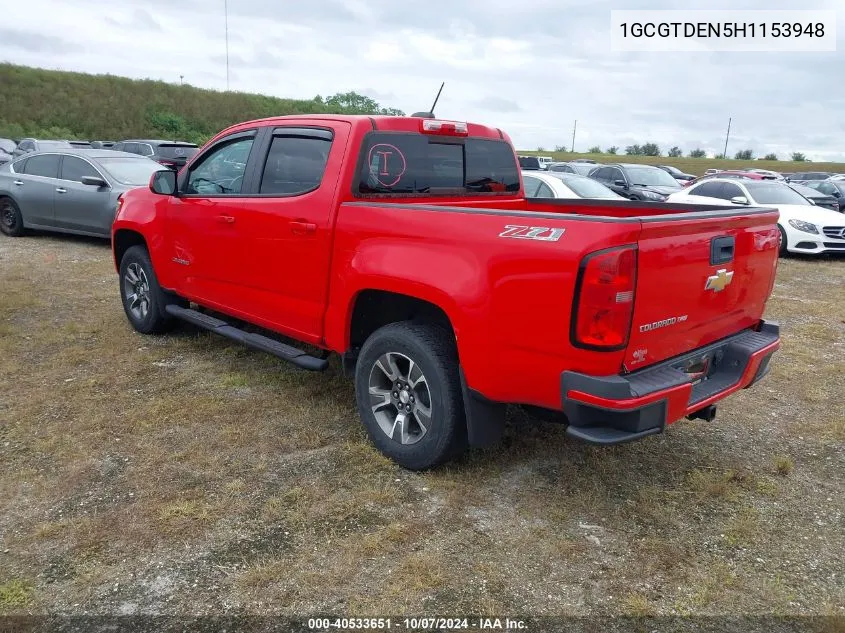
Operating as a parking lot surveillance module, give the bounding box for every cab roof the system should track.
[221,114,507,141]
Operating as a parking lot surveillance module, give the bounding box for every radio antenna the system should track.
[411,82,445,118]
[429,82,445,116]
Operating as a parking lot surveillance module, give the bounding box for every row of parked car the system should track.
[0,137,199,170]
[0,138,201,239]
[517,156,845,257]
[0,133,842,259]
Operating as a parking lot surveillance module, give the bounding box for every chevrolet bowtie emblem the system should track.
[705,268,734,292]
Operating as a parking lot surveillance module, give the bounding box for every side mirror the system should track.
[614,179,627,187]
[730,196,749,205]
[81,176,108,187]
[831,190,841,197]
[150,169,177,195]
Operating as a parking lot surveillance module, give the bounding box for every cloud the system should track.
[1,0,843,160]
[0,27,80,54]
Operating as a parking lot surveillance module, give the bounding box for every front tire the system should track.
[777,225,788,256]
[0,197,24,237]
[119,245,175,334]
[355,322,468,470]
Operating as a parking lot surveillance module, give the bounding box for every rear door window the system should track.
[689,182,724,198]
[357,133,519,196]
[259,133,332,195]
[23,154,60,178]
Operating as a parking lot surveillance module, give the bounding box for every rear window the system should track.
[156,144,199,159]
[357,133,519,196]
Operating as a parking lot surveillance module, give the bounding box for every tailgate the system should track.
[624,207,780,370]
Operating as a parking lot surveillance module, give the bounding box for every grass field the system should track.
[516,151,844,179]
[0,233,844,620]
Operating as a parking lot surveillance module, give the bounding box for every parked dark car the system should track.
[0,138,16,165]
[12,138,73,158]
[788,172,830,182]
[0,149,165,238]
[657,165,695,182]
[803,180,845,212]
[588,163,681,201]
[548,161,598,176]
[787,183,840,213]
[517,155,541,170]
[90,141,115,149]
[112,139,200,170]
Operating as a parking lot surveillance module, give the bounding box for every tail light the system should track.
[420,119,468,136]
[571,246,637,350]
[157,159,176,167]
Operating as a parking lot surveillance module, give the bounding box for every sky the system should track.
[2,0,844,160]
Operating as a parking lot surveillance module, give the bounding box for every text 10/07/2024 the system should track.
[307,617,528,630]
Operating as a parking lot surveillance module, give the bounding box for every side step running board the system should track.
[165,305,329,371]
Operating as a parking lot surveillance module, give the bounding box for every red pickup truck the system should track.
[112,114,781,469]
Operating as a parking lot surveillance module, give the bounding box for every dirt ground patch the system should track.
[0,233,843,618]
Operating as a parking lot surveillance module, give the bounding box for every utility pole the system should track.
[723,117,731,158]
[571,119,577,153]
[224,0,230,91]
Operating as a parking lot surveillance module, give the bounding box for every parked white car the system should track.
[537,156,554,170]
[521,170,625,200]
[665,178,845,256]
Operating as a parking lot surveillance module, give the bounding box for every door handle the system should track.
[215,215,235,224]
[56,187,67,194]
[290,220,317,235]
[13,180,23,186]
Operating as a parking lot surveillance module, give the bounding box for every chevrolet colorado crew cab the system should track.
[112,114,781,470]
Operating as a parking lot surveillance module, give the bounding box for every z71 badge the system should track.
[498,225,565,242]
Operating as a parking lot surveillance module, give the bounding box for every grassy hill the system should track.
[0,63,401,145]
[517,151,843,178]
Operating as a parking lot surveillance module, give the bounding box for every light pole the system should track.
[723,117,731,159]
[224,0,230,91]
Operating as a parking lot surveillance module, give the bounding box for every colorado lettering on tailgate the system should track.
[639,314,689,333]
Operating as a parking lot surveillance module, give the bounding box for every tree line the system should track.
[544,142,808,162]
[0,64,404,145]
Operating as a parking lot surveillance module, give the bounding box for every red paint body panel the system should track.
[113,114,781,415]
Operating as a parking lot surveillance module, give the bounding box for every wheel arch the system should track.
[113,229,148,272]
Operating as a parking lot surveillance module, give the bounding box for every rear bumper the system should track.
[561,320,780,445]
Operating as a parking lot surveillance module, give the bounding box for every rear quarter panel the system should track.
[325,202,641,408]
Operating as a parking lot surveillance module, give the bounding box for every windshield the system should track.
[747,182,812,205]
[359,133,520,195]
[97,157,165,185]
[625,166,680,187]
[156,144,199,159]
[558,174,621,199]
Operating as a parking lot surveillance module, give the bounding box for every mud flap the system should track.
[459,367,506,447]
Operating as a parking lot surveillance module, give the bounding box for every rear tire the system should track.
[119,245,176,334]
[355,322,468,470]
[0,197,24,237]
